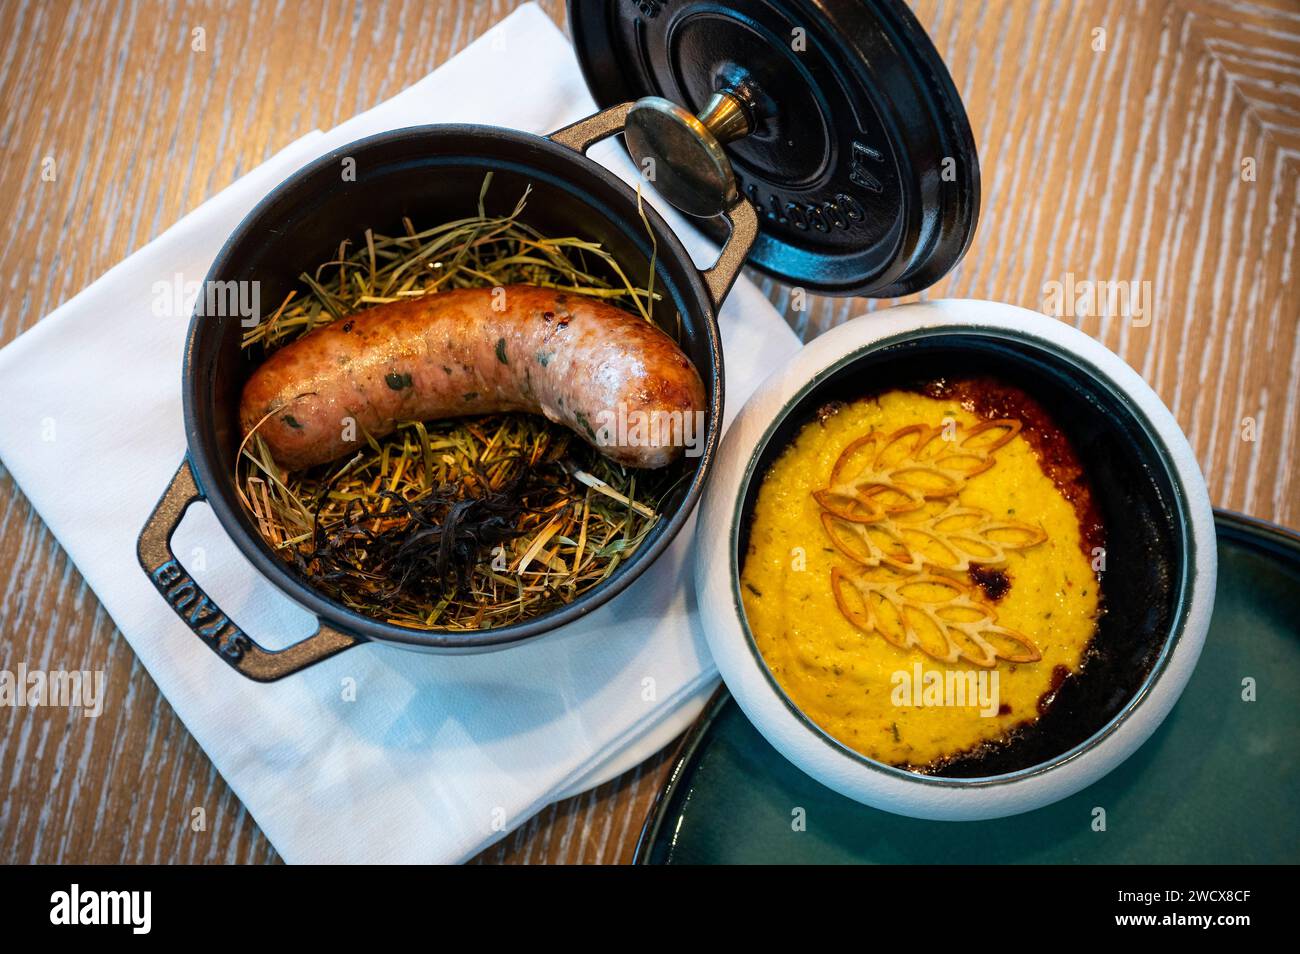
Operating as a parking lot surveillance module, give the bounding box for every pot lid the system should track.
[568,0,980,298]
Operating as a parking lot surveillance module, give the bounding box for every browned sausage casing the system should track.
[239,285,707,471]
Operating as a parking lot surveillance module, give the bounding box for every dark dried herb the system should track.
[305,477,543,602]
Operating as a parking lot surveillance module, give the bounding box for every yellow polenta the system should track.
[740,390,1100,768]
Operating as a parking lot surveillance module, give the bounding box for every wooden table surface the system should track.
[1,0,1297,864]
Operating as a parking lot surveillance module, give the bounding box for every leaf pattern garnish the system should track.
[820,499,1047,573]
[811,417,1051,668]
[812,420,1021,523]
[830,567,1042,668]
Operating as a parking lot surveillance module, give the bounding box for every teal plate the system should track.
[636,510,1300,864]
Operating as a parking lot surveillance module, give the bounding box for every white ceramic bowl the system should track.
[696,299,1216,820]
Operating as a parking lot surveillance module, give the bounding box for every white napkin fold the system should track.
[0,4,799,863]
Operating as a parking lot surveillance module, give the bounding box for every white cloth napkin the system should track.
[0,4,799,863]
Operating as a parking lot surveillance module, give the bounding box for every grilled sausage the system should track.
[239,285,707,471]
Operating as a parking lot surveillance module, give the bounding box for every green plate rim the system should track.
[633,508,1300,864]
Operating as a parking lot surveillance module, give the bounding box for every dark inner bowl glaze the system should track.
[184,125,722,651]
[735,331,1186,778]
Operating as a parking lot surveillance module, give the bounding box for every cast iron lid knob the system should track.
[569,0,981,299]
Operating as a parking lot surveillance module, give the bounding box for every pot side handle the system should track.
[136,458,363,682]
[547,105,758,311]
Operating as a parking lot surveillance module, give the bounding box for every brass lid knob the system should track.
[623,90,755,219]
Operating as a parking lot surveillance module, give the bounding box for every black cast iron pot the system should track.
[136,111,758,681]
[136,0,984,682]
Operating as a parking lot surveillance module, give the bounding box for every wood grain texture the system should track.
[0,0,1296,865]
